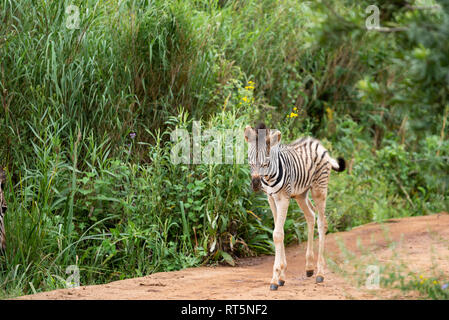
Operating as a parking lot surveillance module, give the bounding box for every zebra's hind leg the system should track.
[311,187,328,284]
[269,196,289,290]
[295,193,315,278]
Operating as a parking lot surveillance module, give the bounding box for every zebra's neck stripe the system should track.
[262,153,283,188]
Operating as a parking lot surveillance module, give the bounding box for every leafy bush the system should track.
[0,0,448,298]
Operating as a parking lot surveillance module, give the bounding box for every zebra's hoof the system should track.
[278,280,285,286]
[306,270,314,277]
[316,275,324,283]
[270,284,278,291]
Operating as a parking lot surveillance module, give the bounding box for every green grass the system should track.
[328,230,449,300]
[0,0,448,298]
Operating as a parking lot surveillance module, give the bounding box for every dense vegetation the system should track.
[0,0,448,298]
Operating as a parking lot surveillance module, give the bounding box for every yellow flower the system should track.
[326,107,333,121]
[419,275,424,279]
[433,280,438,285]
[245,86,255,90]
[293,107,298,111]
[242,96,248,102]
[248,80,255,85]
[290,112,298,118]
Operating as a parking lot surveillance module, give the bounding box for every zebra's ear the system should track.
[269,130,281,147]
[244,125,256,143]
[0,168,5,183]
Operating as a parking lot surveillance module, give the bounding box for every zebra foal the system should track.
[244,123,345,290]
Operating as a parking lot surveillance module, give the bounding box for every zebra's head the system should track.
[244,123,281,192]
[0,167,6,251]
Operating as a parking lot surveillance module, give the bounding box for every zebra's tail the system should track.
[330,157,346,172]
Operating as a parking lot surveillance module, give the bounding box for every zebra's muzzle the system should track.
[251,177,262,192]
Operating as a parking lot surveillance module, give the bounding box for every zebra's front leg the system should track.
[268,195,287,287]
[270,196,289,290]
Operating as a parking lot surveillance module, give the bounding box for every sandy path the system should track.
[19,212,449,300]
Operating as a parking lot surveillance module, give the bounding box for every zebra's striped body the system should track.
[257,137,343,198]
[244,123,345,290]
[0,168,7,251]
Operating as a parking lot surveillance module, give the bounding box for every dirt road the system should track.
[19,212,449,300]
